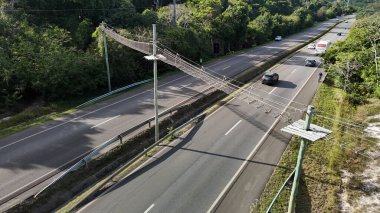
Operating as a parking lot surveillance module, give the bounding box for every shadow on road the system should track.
[275,80,297,89]
[98,114,207,197]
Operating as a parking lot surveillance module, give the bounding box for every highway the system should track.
[78,19,354,213]
[0,18,340,208]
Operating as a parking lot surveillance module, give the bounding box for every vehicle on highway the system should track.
[307,43,316,49]
[274,36,282,41]
[345,20,348,23]
[261,72,279,85]
[337,32,342,36]
[335,18,339,22]
[305,59,317,67]
[315,40,331,54]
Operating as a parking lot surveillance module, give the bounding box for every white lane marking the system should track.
[0,75,190,151]
[77,94,238,213]
[269,68,297,95]
[91,115,120,129]
[207,59,323,213]
[269,87,277,95]
[144,204,155,213]
[182,83,192,88]
[225,120,242,136]
[222,65,231,70]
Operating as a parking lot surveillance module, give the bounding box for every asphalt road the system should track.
[78,19,354,213]
[0,18,340,208]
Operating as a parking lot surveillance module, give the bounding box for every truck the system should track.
[315,40,331,54]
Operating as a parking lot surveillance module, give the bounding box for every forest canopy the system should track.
[0,0,352,113]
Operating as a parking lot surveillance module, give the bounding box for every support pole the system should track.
[153,24,159,142]
[102,22,111,92]
[288,105,314,213]
[172,0,176,26]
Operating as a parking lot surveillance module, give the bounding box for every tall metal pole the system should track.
[172,0,177,25]
[156,0,159,10]
[153,24,159,142]
[102,22,112,92]
[288,105,314,213]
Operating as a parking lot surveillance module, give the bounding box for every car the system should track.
[345,20,348,23]
[262,72,279,85]
[335,18,340,22]
[337,32,342,36]
[305,59,317,67]
[275,36,282,41]
[307,43,316,49]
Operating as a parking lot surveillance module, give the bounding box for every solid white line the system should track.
[0,75,190,151]
[91,115,120,129]
[207,62,322,213]
[222,65,231,70]
[225,120,242,136]
[291,68,297,74]
[144,204,155,213]
[77,96,238,212]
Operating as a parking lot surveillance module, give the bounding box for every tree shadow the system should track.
[98,114,207,197]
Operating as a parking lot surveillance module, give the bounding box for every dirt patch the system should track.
[338,116,380,212]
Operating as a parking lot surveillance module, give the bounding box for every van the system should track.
[315,40,331,54]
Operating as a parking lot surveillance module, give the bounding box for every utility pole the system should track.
[153,24,159,142]
[172,0,177,25]
[144,24,160,142]
[156,0,160,10]
[101,22,112,92]
[287,105,314,213]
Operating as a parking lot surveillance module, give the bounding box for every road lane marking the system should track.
[182,83,192,88]
[0,75,191,151]
[269,87,277,94]
[291,68,297,74]
[225,120,242,136]
[207,57,323,213]
[222,65,231,70]
[76,94,238,212]
[91,115,120,129]
[144,204,155,213]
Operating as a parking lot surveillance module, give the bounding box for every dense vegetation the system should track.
[0,0,351,115]
[324,3,380,104]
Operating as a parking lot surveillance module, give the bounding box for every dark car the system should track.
[261,72,279,85]
[337,32,342,36]
[305,59,317,67]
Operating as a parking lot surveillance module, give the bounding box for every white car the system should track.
[308,43,316,49]
[275,36,282,41]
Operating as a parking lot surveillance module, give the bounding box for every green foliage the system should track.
[0,0,352,114]
[324,12,380,105]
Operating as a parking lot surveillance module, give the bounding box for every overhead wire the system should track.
[157,42,308,113]
[157,41,309,109]
[314,111,365,127]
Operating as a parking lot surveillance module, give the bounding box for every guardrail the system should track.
[76,79,152,108]
[18,17,342,206]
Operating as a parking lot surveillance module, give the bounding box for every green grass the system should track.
[252,84,378,212]
[0,104,78,139]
